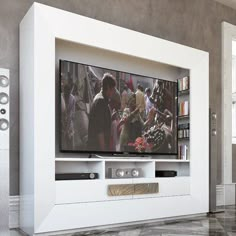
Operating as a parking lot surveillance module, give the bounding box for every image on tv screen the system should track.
[59,60,177,155]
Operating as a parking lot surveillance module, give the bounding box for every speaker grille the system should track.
[0,76,9,87]
[0,93,9,105]
[0,119,9,131]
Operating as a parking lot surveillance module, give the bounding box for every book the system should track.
[178,144,189,160]
[178,76,190,92]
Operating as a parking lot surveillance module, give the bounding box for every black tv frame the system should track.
[58,59,178,156]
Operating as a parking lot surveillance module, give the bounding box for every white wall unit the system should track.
[20,3,209,235]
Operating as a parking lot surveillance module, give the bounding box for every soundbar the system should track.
[55,173,99,180]
[155,170,177,177]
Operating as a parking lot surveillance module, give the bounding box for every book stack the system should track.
[178,101,189,116]
[178,76,189,91]
[178,144,188,160]
[178,123,190,139]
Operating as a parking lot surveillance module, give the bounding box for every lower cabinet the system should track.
[55,176,190,204]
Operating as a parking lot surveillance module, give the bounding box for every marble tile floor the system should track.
[10,205,236,236]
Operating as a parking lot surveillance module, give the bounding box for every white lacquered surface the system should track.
[20,3,209,235]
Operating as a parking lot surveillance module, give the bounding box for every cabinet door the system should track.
[132,177,190,199]
[56,179,133,204]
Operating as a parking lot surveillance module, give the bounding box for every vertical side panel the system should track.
[0,150,9,234]
[19,4,35,236]
[34,5,56,231]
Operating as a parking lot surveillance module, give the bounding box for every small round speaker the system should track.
[0,109,6,114]
[0,75,9,87]
[0,92,9,105]
[131,169,140,177]
[116,169,125,177]
[0,119,9,131]
[89,173,95,179]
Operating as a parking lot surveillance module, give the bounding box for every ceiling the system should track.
[215,0,236,10]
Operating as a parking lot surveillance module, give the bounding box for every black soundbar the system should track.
[155,170,177,177]
[55,173,99,180]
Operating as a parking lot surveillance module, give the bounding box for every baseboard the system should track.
[224,183,236,205]
[216,185,224,206]
[216,184,236,206]
[9,188,235,229]
[9,195,19,229]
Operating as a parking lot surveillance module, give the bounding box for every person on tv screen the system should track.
[88,73,116,151]
[144,87,153,117]
[135,84,146,118]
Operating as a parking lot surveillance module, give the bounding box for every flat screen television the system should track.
[59,60,178,155]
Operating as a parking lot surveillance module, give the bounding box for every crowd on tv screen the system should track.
[60,63,176,154]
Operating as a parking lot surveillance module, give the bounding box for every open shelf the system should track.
[153,159,189,163]
[178,137,190,141]
[178,89,189,95]
[55,157,103,162]
[56,159,105,179]
[178,115,190,119]
[155,161,190,177]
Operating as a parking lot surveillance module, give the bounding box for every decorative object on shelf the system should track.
[178,123,190,139]
[178,144,189,160]
[178,76,189,92]
[178,101,189,116]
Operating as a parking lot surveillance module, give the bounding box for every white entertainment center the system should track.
[20,3,209,236]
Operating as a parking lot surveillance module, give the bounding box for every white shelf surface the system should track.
[55,158,190,163]
[154,159,190,163]
[55,158,103,162]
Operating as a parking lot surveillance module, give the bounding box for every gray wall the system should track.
[1,0,236,195]
[233,145,236,182]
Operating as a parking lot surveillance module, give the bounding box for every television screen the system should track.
[59,60,177,155]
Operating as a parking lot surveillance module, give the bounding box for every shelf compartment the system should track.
[105,161,155,178]
[155,162,190,177]
[56,160,104,179]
